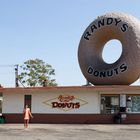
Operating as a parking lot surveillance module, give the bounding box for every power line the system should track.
[15,64,19,87]
[0,65,16,67]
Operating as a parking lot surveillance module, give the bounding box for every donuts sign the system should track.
[52,95,80,109]
[87,63,128,78]
[43,95,88,112]
[78,12,140,85]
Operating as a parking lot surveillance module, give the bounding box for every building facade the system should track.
[1,86,140,124]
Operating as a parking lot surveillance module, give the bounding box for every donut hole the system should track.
[102,39,122,64]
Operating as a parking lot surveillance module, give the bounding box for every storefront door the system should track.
[24,95,32,110]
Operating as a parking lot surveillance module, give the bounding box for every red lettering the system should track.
[58,95,75,102]
[75,102,80,108]
[52,102,58,108]
[52,102,80,109]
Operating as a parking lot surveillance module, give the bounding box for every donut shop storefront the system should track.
[1,85,140,124]
[0,13,140,124]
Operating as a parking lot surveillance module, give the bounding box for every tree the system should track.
[18,59,57,87]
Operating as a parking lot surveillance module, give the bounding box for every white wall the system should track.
[32,91,100,114]
[3,93,24,113]
[2,90,100,114]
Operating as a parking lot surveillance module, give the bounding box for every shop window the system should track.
[126,95,140,113]
[101,95,119,114]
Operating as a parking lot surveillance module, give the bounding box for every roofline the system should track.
[1,85,140,93]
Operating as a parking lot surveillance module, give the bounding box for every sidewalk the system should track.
[0,124,140,140]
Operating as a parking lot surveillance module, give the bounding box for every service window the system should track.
[126,95,140,113]
[101,95,119,114]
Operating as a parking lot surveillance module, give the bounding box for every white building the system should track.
[1,85,140,123]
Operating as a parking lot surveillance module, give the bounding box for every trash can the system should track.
[0,116,2,123]
[114,114,121,124]
[0,116,5,124]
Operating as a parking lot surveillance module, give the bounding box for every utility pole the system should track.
[15,64,19,87]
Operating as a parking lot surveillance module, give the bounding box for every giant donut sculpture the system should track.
[78,12,140,85]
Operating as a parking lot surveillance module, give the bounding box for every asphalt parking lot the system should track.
[0,124,140,140]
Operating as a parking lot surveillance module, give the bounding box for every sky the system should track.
[0,0,140,87]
